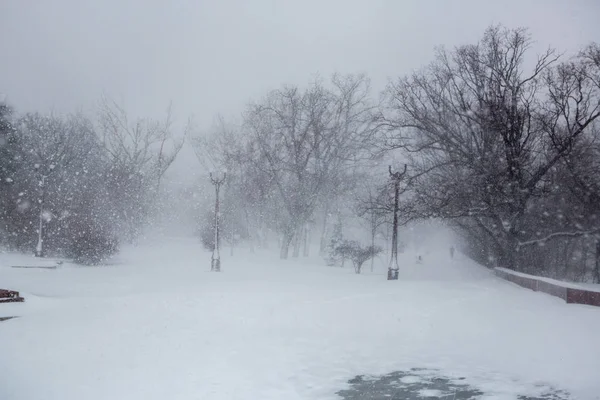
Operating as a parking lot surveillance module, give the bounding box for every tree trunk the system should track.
[370,229,376,272]
[280,232,293,259]
[35,177,45,257]
[319,209,329,255]
[259,212,268,249]
[303,223,310,257]
[245,208,254,253]
[211,182,222,272]
[292,228,301,258]
[499,247,515,270]
[577,239,588,282]
[593,239,600,284]
[499,233,519,271]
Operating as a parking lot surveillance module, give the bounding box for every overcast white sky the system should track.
[1,0,599,182]
[2,0,599,123]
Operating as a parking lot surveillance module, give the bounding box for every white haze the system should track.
[1,4,600,398]
[2,2,598,116]
[2,1,599,185]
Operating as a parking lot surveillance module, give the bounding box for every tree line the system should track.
[195,26,600,282]
[0,97,184,264]
[2,25,599,282]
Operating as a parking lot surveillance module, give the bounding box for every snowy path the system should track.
[1,237,599,400]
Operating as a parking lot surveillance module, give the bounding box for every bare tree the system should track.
[244,74,376,259]
[381,26,600,271]
[191,117,276,252]
[99,97,184,188]
[97,96,185,240]
[337,240,383,274]
[356,181,388,272]
[513,42,600,279]
[536,43,600,281]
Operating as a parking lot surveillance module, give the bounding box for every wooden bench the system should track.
[0,289,24,303]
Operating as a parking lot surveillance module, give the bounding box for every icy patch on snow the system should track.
[338,369,572,400]
[400,375,422,384]
[417,388,443,397]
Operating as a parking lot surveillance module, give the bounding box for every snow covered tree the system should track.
[11,112,100,256]
[328,238,382,273]
[0,100,16,183]
[0,100,20,247]
[0,97,186,263]
[348,242,383,274]
[0,109,122,260]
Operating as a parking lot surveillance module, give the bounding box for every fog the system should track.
[2,0,598,120]
[2,5,600,397]
[1,1,600,278]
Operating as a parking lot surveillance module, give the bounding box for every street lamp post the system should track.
[387,164,407,280]
[209,171,226,272]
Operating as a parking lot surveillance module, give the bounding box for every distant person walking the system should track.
[450,246,455,259]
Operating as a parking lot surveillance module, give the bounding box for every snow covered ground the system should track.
[1,237,600,400]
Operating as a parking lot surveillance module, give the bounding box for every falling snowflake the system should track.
[41,211,53,222]
[17,200,31,212]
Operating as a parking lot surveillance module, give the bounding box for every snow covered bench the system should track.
[11,260,63,270]
[494,267,600,307]
[0,289,24,303]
